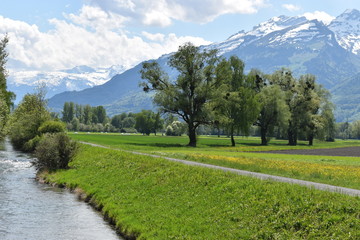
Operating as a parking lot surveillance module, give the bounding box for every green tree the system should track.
[269,69,299,145]
[213,56,260,146]
[111,114,123,129]
[153,112,164,136]
[94,106,106,124]
[141,42,219,147]
[254,83,290,145]
[351,120,360,139]
[9,90,50,150]
[75,104,84,123]
[122,116,135,128]
[71,118,80,131]
[304,83,336,145]
[135,110,155,135]
[83,105,92,125]
[62,102,75,123]
[0,35,15,136]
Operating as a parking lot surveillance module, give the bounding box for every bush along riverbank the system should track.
[43,144,360,239]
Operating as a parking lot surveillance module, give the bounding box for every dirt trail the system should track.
[80,142,360,197]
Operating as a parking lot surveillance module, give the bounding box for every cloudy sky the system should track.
[1,0,359,72]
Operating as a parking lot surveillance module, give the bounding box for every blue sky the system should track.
[1,0,360,71]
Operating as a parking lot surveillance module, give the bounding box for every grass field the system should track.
[69,133,360,189]
[45,143,360,239]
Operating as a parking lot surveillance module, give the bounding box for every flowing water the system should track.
[0,139,121,240]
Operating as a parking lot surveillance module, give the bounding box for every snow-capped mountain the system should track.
[212,15,310,55]
[8,65,126,103]
[46,9,360,121]
[329,9,360,55]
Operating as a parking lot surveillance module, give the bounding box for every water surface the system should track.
[0,139,121,240]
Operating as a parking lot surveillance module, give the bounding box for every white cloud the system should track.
[142,32,165,42]
[65,5,127,31]
[282,4,300,12]
[91,0,268,26]
[0,6,211,72]
[303,11,335,25]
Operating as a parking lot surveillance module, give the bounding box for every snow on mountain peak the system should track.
[329,9,360,55]
[8,65,127,103]
[248,15,308,37]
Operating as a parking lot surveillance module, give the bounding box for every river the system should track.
[0,139,121,240]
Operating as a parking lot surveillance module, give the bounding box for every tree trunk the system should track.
[287,121,297,146]
[261,126,267,145]
[188,124,197,147]
[230,125,235,146]
[231,134,235,147]
[308,134,314,146]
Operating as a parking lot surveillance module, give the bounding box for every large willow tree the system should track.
[0,35,15,137]
[212,56,260,146]
[140,42,219,147]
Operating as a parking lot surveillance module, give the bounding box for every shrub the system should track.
[38,120,66,134]
[34,132,78,171]
[23,135,42,152]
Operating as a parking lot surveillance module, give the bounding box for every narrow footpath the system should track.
[80,141,360,197]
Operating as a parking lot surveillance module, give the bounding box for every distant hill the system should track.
[47,9,360,121]
[331,73,360,122]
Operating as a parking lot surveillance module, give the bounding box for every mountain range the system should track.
[8,65,126,104]
[11,9,360,122]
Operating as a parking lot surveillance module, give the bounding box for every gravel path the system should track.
[80,142,360,197]
[258,146,360,157]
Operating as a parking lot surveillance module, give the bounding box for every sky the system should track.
[1,0,360,72]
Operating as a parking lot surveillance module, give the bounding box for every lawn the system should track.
[69,133,360,189]
[45,144,360,239]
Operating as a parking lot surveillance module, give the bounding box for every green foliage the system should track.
[23,135,41,152]
[9,92,50,150]
[111,112,136,131]
[351,120,360,139]
[165,121,186,136]
[38,120,66,134]
[46,144,360,239]
[141,42,220,147]
[213,56,261,146]
[63,102,111,131]
[34,132,78,171]
[62,102,75,123]
[0,35,15,137]
[254,76,290,145]
[267,69,335,146]
[134,110,157,135]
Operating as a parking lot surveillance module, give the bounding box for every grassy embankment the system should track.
[69,133,360,189]
[45,143,360,239]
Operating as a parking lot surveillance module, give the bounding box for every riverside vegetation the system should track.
[44,135,360,239]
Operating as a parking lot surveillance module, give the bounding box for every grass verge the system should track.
[69,134,360,190]
[44,144,360,239]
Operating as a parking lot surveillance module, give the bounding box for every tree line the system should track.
[140,42,335,147]
[61,102,185,136]
[0,35,15,137]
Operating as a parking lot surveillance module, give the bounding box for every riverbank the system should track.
[43,143,360,239]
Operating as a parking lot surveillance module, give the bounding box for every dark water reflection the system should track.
[0,140,121,240]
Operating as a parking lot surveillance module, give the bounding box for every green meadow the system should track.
[45,142,360,239]
[69,133,360,189]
